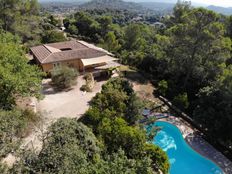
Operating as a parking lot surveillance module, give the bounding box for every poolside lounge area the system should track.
[142,107,172,119]
[134,80,232,173]
[160,116,232,174]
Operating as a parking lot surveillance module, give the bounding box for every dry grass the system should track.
[119,66,164,109]
[119,65,149,84]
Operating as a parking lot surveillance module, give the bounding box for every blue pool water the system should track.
[150,121,223,174]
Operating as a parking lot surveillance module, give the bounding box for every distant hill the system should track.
[138,1,232,16]
[127,0,178,3]
[39,0,232,16]
[139,2,174,14]
[206,5,232,15]
[79,0,147,12]
[39,0,88,2]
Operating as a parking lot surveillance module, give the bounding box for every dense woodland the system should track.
[4,79,168,174]
[0,0,232,173]
[0,0,169,173]
[64,1,232,149]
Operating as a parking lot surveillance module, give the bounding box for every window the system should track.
[53,62,61,68]
[60,48,72,51]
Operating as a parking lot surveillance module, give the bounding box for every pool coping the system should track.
[157,120,226,174]
[158,95,232,165]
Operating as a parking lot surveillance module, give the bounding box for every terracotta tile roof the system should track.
[30,40,107,64]
[44,45,61,53]
[30,45,51,63]
[44,48,107,64]
[45,40,87,50]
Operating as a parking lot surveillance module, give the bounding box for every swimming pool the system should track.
[150,121,223,174]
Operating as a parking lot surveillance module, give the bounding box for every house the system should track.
[151,22,166,29]
[30,40,120,74]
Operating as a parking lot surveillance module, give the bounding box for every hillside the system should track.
[79,0,148,12]
[138,1,232,16]
[207,5,232,15]
[139,2,174,14]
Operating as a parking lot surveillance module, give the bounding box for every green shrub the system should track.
[0,163,8,174]
[81,73,94,92]
[51,66,78,90]
[173,92,189,110]
[0,109,41,157]
[80,84,92,92]
[68,25,79,35]
[157,80,168,96]
[82,78,170,173]
[144,144,170,174]
[84,73,94,81]
[42,30,67,43]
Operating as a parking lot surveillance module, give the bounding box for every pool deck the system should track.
[160,116,232,174]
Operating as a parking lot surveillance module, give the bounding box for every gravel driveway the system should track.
[38,76,106,121]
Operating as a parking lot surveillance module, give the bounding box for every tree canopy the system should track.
[64,2,232,149]
[0,0,42,46]
[82,78,170,174]
[42,30,67,44]
[0,30,43,109]
[13,118,160,174]
[1,0,232,172]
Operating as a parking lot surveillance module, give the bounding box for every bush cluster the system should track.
[51,66,78,90]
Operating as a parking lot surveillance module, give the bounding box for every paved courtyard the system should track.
[38,76,107,121]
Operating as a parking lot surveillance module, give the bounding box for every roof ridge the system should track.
[44,45,62,53]
[77,40,113,56]
[76,40,90,48]
[51,47,90,55]
[88,47,107,54]
[41,45,53,63]
[43,44,52,53]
